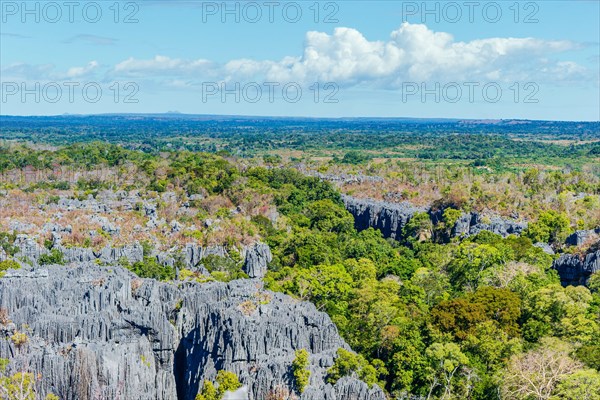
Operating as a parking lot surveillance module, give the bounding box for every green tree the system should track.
[293,263,353,311]
[126,257,176,281]
[195,371,241,400]
[469,286,521,337]
[0,358,36,400]
[522,284,598,343]
[292,349,311,394]
[403,212,433,243]
[525,210,572,244]
[551,369,600,400]
[409,267,450,306]
[306,199,354,233]
[431,298,487,340]
[0,259,20,278]
[425,342,470,399]
[327,348,383,387]
[38,249,65,265]
[195,381,217,400]
[448,242,503,291]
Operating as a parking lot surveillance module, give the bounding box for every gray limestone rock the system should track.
[144,203,158,218]
[342,195,426,241]
[553,250,600,286]
[565,229,600,247]
[242,243,272,279]
[534,242,555,255]
[343,196,527,242]
[0,265,384,400]
[59,246,97,263]
[99,243,144,264]
[467,214,527,237]
[14,234,48,263]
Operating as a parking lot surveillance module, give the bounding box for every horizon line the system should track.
[1,113,599,124]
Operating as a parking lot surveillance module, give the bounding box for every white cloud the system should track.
[114,55,213,76]
[109,23,588,88]
[259,23,580,85]
[3,23,590,90]
[65,61,99,79]
[1,61,99,81]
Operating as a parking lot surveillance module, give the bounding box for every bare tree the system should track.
[500,339,582,400]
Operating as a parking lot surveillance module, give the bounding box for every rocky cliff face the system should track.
[429,209,527,238]
[553,250,600,287]
[15,234,272,281]
[0,265,385,400]
[343,195,526,242]
[342,195,426,240]
[565,229,600,247]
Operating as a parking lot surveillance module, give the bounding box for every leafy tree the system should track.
[196,371,241,400]
[464,320,522,371]
[551,369,600,400]
[409,267,450,306]
[327,348,384,387]
[469,286,521,337]
[0,358,36,400]
[126,257,175,281]
[293,263,353,312]
[196,381,217,400]
[425,342,470,399]
[340,151,371,165]
[344,277,403,357]
[292,349,311,394]
[404,212,434,243]
[575,344,600,370]
[522,284,598,343]
[443,208,463,229]
[0,232,18,256]
[447,242,503,291]
[0,260,20,277]
[306,199,354,233]
[525,211,572,244]
[431,298,487,340]
[39,249,65,265]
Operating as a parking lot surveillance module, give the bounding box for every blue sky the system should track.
[1,0,599,120]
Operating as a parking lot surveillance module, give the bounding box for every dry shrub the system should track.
[0,307,10,325]
[91,277,106,287]
[200,195,234,215]
[238,300,257,316]
[131,278,143,293]
[266,385,297,400]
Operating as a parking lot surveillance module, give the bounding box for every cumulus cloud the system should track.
[259,23,580,86]
[3,23,590,90]
[109,23,588,88]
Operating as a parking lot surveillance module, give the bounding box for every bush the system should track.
[0,260,20,277]
[127,257,175,281]
[0,232,18,256]
[196,370,241,400]
[340,151,371,165]
[39,249,65,265]
[292,349,311,394]
[525,210,572,244]
[327,348,382,387]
